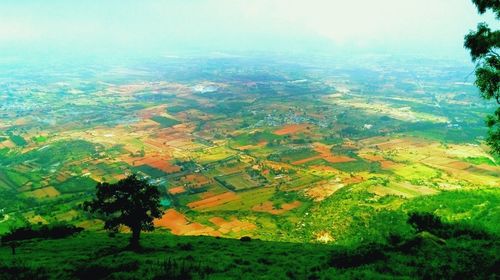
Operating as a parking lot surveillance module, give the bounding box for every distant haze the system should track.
[1,0,498,59]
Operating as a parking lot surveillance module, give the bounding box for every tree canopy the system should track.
[464,0,500,155]
[84,174,163,249]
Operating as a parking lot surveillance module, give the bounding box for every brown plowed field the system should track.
[187,192,239,210]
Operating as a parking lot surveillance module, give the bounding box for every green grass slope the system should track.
[1,219,498,280]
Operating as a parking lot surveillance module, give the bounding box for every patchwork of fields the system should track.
[0,54,498,244]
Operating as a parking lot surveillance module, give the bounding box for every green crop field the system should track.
[56,176,97,194]
[216,172,261,191]
[150,116,181,128]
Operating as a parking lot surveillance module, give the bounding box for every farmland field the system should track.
[0,53,498,248]
[216,172,262,191]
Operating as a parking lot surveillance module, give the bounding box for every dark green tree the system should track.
[84,174,163,249]
[464,0,500,154]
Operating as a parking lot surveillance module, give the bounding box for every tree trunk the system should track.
[10,242,16,255]
[130,227,141,250]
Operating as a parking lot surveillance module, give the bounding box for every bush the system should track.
[330,243,387,268]
[177,243,194,251]
[441,222,491,240]
[408,212,491,240]
[0,261,48,280]
[74,260,139,280]
[1,223,83,243]
[408,212,443,232]
[240,236,252,242]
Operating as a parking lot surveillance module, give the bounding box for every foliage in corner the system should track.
[465,0,500,154]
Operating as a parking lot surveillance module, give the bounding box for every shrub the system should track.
[407,212,491,240]
[408,212,443,232]
[240,236,252,242]
[74,260,139,280]
[1,223,83,243]
[330,243,387,268]
[177,243,194,251]
[0,261,48,280]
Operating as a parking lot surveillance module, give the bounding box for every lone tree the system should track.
[84,174,163,249]
[464,0,500,155]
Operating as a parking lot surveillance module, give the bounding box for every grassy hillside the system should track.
[1,215,498,280]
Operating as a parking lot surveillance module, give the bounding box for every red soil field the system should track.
[306,182,345,201]
[183,174,212,187]
[446,161,472,170]
[113,173,128,181]
[200,191,218,199]
[476,164,500,172]
[310,165,342,174]
[168,186,186,195]
[147,160,181,173]
[137,105,168,119]
[154,209,221,236]
[187,192,239,210]
[322,155,355,163]
[313,143,355,163]
[342,175,365,185]
[380,160,396,169]
[274,123,310,135]
[360,154,385,162]
[360,153,396,169]
[292,155,322,165]
[208,217,256,234]
[236,141,267,151]
[122,154,181,174]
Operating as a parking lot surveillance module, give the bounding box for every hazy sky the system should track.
[0,0,498,58]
